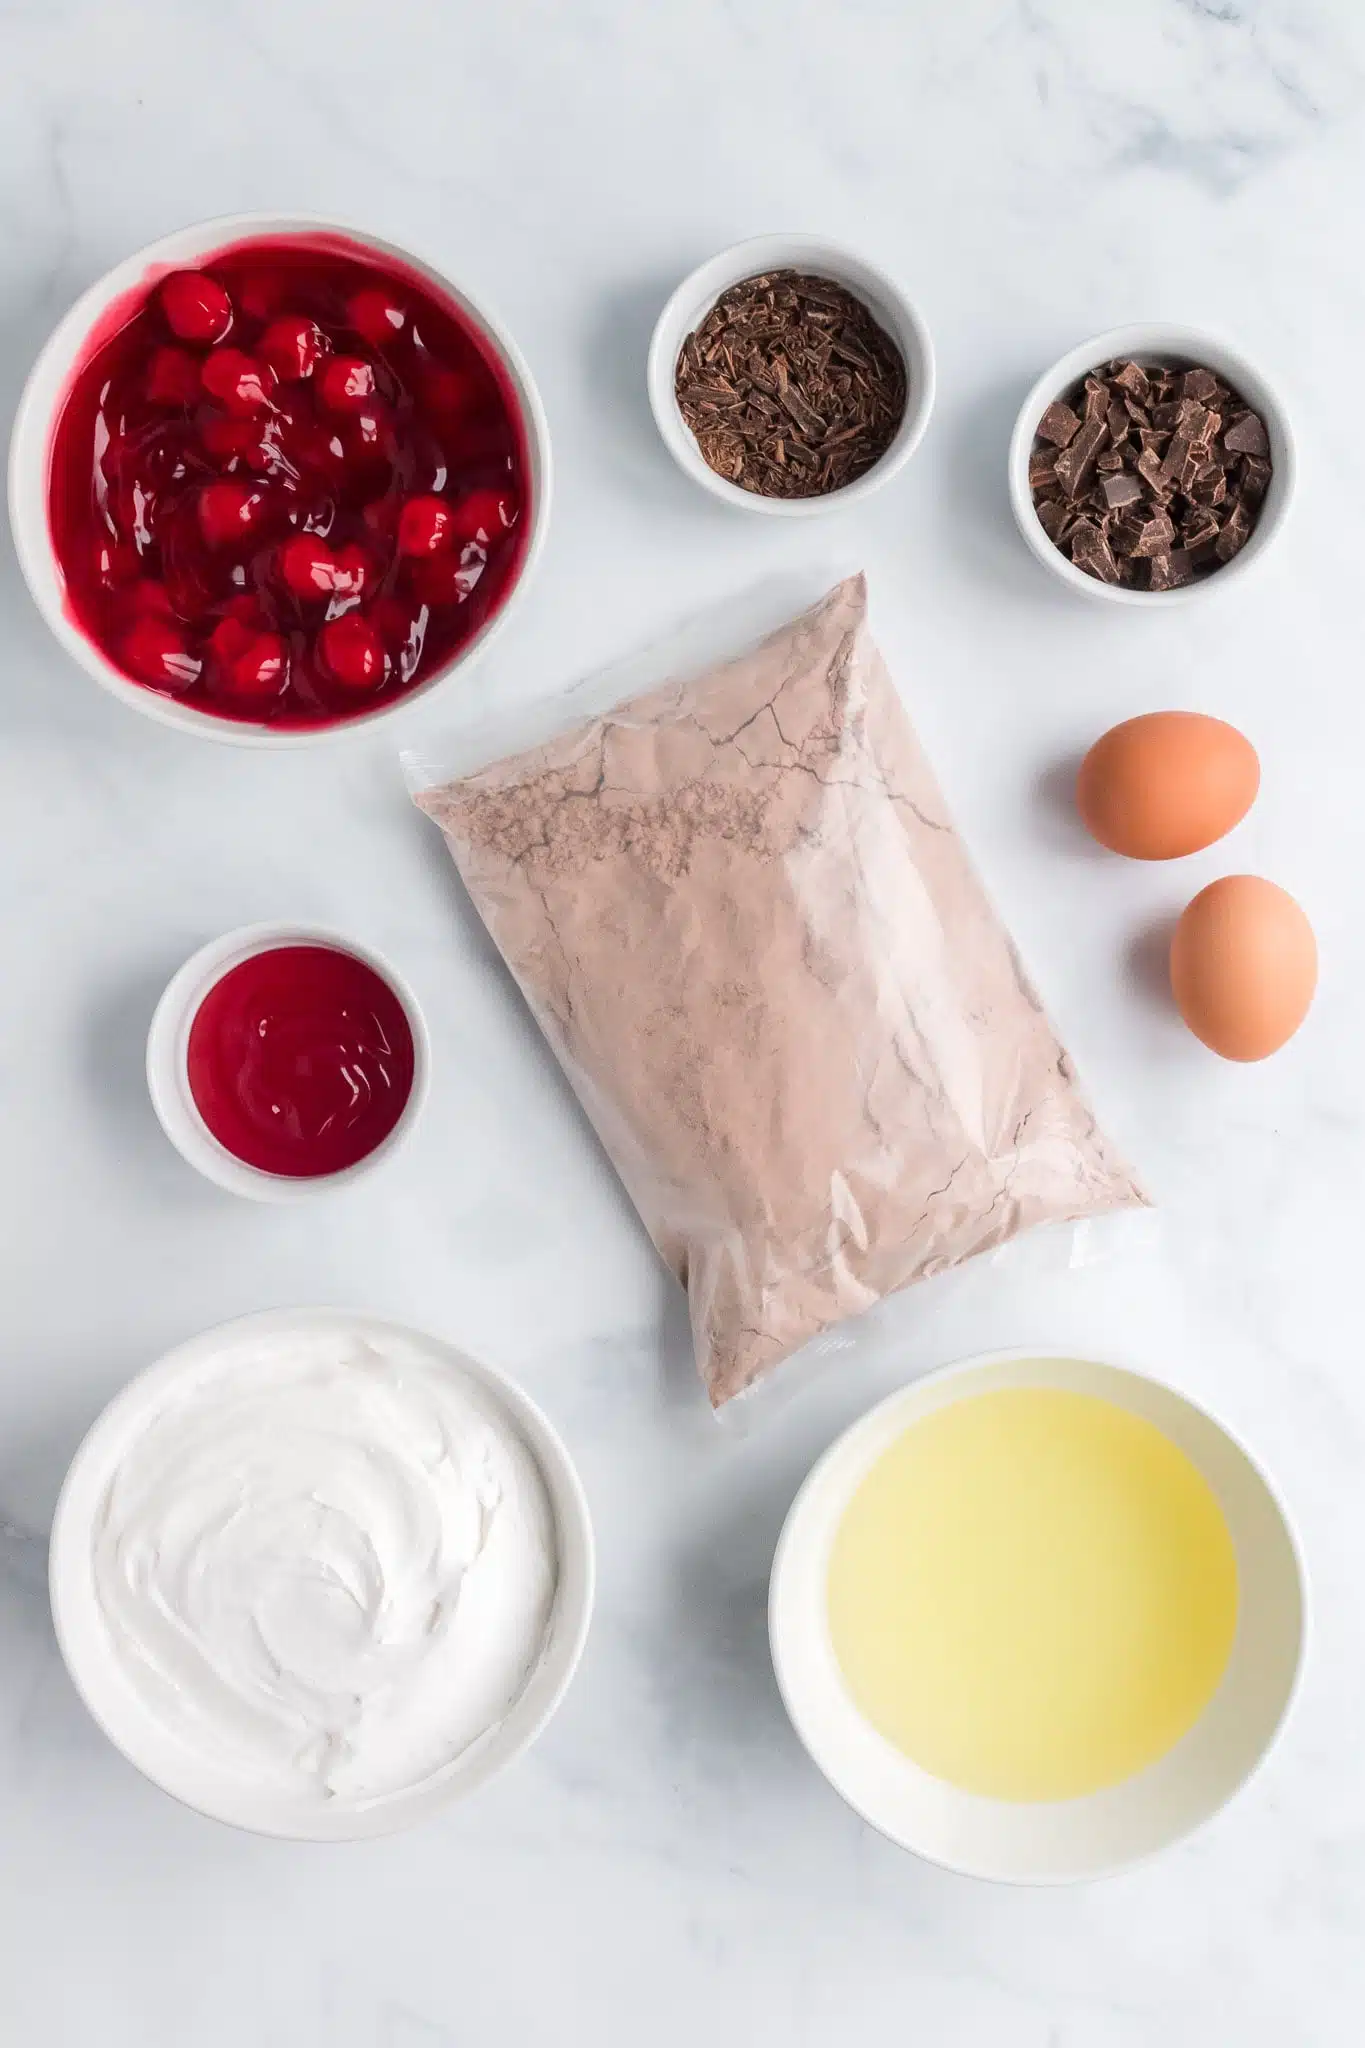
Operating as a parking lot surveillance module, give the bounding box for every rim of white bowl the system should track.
[145,922,432,1201]
[1007,323,1295,606]
[770,1345,1307,1885]
[48,1306,596,1839]
[7,210,553,746]
[647,233,936,516]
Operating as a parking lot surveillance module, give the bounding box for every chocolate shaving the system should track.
[675,271,907,499]
[1028,355,1271,589]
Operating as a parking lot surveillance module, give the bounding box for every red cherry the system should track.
[259,315,328,383]
[278,534,369,601]
[208,617,289,703]
[316,355,377,414]
[448,486,518,547]
[396,494,454,557]
[200,416,270,471]
[318,613,388,691]
[347,288,406,346]
[197,479,270,548]
[120,616,201,692]
[201,348,277,417]
[237,272,286,323]
[408,550,482,609]
[160,271,234,345]
[146,346,204,407]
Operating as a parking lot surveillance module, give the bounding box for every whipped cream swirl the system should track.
[92,1326,558,1809]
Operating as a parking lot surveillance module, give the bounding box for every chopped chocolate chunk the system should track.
[1238,454,1272,507]
[1160,430,1196,485]
[1191,407,1221,454]
[1029,355,1271,588]
[1135,446,1174,500]
[1069,519,1120,583]
[1082,377,1110,423]
[1053,416,1109,498]
[1223,410,1270,457]
[1036,496,1072,542]
[1215,501,1253,561]
[1181,366,1222,404]
[1181,505,1220,548]
[1110,360,1151,404]
[1036,399,1082,448]
[1148,549,1198,591]
[1126,509,1177,557]
[675,271,907,499]
[1188,463,1228,507]
[1102,472,1144,511]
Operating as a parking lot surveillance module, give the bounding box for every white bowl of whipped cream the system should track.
[49,1309,594,1838]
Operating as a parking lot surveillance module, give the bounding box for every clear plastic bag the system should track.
[411,575,1147,1408]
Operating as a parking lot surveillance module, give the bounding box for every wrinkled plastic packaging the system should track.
[412,575,1147,1407]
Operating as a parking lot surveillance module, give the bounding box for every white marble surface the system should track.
[1,0,1363,2039]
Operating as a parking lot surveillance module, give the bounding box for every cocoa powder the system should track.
[417,577,1145,1406]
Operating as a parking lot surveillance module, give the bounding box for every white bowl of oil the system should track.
[769,1349,1305,1885]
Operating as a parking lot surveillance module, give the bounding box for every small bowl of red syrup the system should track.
[9,214,551,744]
[147,924,431,1199]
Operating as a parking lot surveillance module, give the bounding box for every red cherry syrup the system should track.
[48,234,531,727]
[186,945,416,1177]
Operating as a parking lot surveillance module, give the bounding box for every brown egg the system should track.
[1170,876,1317,1061]
[1076,712,1259,860]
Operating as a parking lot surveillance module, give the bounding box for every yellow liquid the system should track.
[826,1385,1239,1802]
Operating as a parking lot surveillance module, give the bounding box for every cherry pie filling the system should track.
[48,234,532,727]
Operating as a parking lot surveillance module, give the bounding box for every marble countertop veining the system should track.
[2,1,1365,2041]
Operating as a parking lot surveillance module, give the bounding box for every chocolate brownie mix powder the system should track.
[418,577,1145,1406]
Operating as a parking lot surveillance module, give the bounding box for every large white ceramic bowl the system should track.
[49,1308,595,1839]
[648,234,934,516]
[8,212,552,745]
[770,1348,1305,1885]
[1008,323,1294,606]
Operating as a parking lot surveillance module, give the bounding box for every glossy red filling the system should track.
[48,234,532,727]
[187,945,416,1176]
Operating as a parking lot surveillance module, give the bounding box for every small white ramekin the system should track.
[1008,324,1295,606]
[770,1347,1306,1885]
[8,211,552,745]
[146,922,431,1202]
[647,234,935,516]
[49,1307,596,1840]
